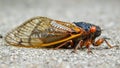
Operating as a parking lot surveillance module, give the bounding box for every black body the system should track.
[73,22,101,39]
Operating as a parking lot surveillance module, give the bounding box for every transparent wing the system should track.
[5,16,82,47]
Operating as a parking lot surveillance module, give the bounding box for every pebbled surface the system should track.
[0,0,120,68]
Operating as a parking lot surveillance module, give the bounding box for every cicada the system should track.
[5,16,116,53]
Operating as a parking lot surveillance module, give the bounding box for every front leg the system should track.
[93,37,118,48]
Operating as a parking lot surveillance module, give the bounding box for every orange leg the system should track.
[54,40,73,50]
[93,38,117,48]
[85,40,93,54]
[79,40,84,48]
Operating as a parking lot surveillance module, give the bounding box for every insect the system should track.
[5,16,116,53]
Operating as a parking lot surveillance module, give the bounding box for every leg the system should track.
[54,40,73,50]
[86,45,93,54]
[73,39,93,53]
[85,40,93,54]
[73,40,83,53]
[93,38,117,48]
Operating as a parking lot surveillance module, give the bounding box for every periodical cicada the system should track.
[5,16,117,53]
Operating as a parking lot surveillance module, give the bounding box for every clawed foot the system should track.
[71,50,78,53]
[109,45,119,49]
[52,47,59,50]
[87,50,93,54]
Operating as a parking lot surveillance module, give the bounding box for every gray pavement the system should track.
[0,0,120,68]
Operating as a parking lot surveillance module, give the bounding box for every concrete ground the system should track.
[0,0,120,68]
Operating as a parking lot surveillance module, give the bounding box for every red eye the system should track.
[90,26,96,33]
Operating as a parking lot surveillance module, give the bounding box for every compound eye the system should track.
[90,26,96,33]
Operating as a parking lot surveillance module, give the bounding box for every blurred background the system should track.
[0,0,120,68]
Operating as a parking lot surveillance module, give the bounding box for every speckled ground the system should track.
[0,0,120,68]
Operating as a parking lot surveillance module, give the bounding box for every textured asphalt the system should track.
[0,0,120,68]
